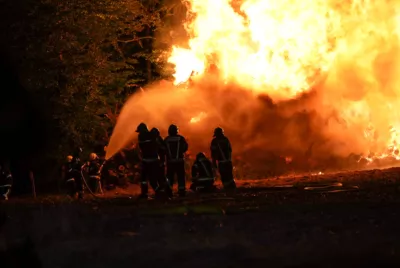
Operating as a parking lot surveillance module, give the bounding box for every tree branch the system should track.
[117,36,155,43]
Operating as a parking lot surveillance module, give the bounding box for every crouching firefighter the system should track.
[164,124,188,197]
[83,153,103,194]
[62,155,84,198]
[210,127,237,190]
[136,123,163,199]
[0,163,12,201]
[190,153,215,192]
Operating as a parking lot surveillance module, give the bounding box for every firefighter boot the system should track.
[190,183,197,192]
[154,187,164,199]
[178,189,186,197]
[164,178,173,198]
[138,193,148,199]
[138,180,148,199]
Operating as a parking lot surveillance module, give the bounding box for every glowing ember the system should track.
[285,157,293,164]
[168,0,400,163]
[190,112,207,124]
[311,171,324,176]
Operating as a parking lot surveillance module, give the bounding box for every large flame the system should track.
[106,0,400,174]
[168,0,400,162]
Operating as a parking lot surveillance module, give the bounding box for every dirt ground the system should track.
[2,167,400,267]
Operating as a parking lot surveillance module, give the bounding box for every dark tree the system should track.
[0,0,186,189]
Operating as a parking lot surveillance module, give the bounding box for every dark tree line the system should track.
[0,0,188,191]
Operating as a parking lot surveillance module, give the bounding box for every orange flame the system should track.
[190,111,207,124]
[169,0,400,163]
[169,0,345,99]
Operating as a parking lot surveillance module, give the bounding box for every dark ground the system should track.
[2,167,400,268]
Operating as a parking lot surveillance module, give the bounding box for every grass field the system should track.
[2,167,400,267]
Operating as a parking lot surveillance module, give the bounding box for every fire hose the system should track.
[79,160,106,199]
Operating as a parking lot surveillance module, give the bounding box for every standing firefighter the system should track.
[190,153,215,192]
[150,127,172,198]
[62,148,84,198]
[210,127,237,190]
[164,124,188,197]
[0,163,12,200]
[63,155,82,198]
[84,153,103,194]
[136,123,161,199]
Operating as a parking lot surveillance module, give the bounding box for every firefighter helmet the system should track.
[196,152,206,160]
[67,155,73,162]
[150,127,160,136]
[73,147,83,158]
[213,127,224,137]
[89,153,98,161]
[168,124,179,136]
[136,122,148,133]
